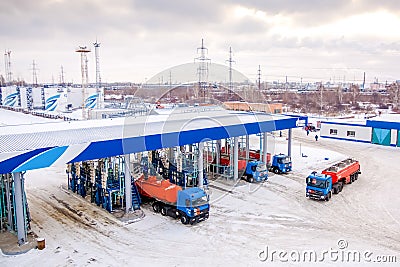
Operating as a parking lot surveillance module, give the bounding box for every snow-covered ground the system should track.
[0,109,61,126]
[1,110,400,266]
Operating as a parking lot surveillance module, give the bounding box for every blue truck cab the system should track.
[244,161,268,183]
[270,154,292,174]
[305,172,332,201]
[177,187,210,225]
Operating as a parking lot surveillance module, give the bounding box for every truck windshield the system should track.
[278,157,291,164]
[192,196,208,207]
[306,177,326,189]
[256,163,267,172]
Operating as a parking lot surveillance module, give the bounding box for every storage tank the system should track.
[135,175,182,204]
[31,87,44,109]
[66,86,84,110]
[84,87,104,109]
[1,86,20,107]
[19,87,34,110]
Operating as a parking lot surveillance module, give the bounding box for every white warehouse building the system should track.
[320,114,400,147]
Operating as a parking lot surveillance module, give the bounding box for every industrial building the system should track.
[0,85,104,112]
[320,114,400,147]
[0,106,306,245]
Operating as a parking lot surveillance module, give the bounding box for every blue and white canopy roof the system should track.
[0,106,304,174]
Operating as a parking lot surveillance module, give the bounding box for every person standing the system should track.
[315,135,318,141]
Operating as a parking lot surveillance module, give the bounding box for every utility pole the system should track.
[93,41,102,109]
[93,41,101,89]
[320,81,323,116]
[75,46,91,119]
[4,50,12,85]
[169,70,172,100]
[395,82,400,110]
[257,65,261,90]
[285,76,288,91]
[362,72,366,91]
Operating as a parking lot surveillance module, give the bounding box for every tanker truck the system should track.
[221,146,292,174]
[306,158,361,201]
[215,156,267,183]
[218,147,268,183]
[135,174,210,225]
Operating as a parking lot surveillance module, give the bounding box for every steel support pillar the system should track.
[216,140,221,167]
[263,133,268,163]
[5,174,13,231]
[288,128,292,158]
[245,135,250,164]
[168,147,174,161]
[198,142,204,188]
[124,154,132,212]
[233,137,239,180]
[13,172,26,245]
[189,145,193,161]
[259,134,263,162]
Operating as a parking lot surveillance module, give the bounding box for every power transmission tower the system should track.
[226,47,235,97]
[195,39,211,102]
[31,60,39,87]
[60,65,65,85]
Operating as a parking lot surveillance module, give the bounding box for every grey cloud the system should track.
[361,0,400,10]
[2,0,400,40]
[225,0,400,26]
[1,0,399,83]
[0,0,140,40]
[378,42,400,52]
[0,0,229,42]
[229,0,349,14]
[216,17,271,36]
[132,0,224,22]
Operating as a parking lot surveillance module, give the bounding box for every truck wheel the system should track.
[273,168,279,174]
[338,184,343,193]
[355,172,359,180]
[160,206,167,216]
[325,192,332,201]
[152,202,160,213]
[181,215,189,225]
[247,176,254,183]
[332,185,338,194]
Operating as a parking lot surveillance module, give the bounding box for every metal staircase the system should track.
[131,180,141,211]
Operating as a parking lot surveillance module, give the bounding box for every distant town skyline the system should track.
[2,0,400,85]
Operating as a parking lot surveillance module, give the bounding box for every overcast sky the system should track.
[2,0,400,84]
